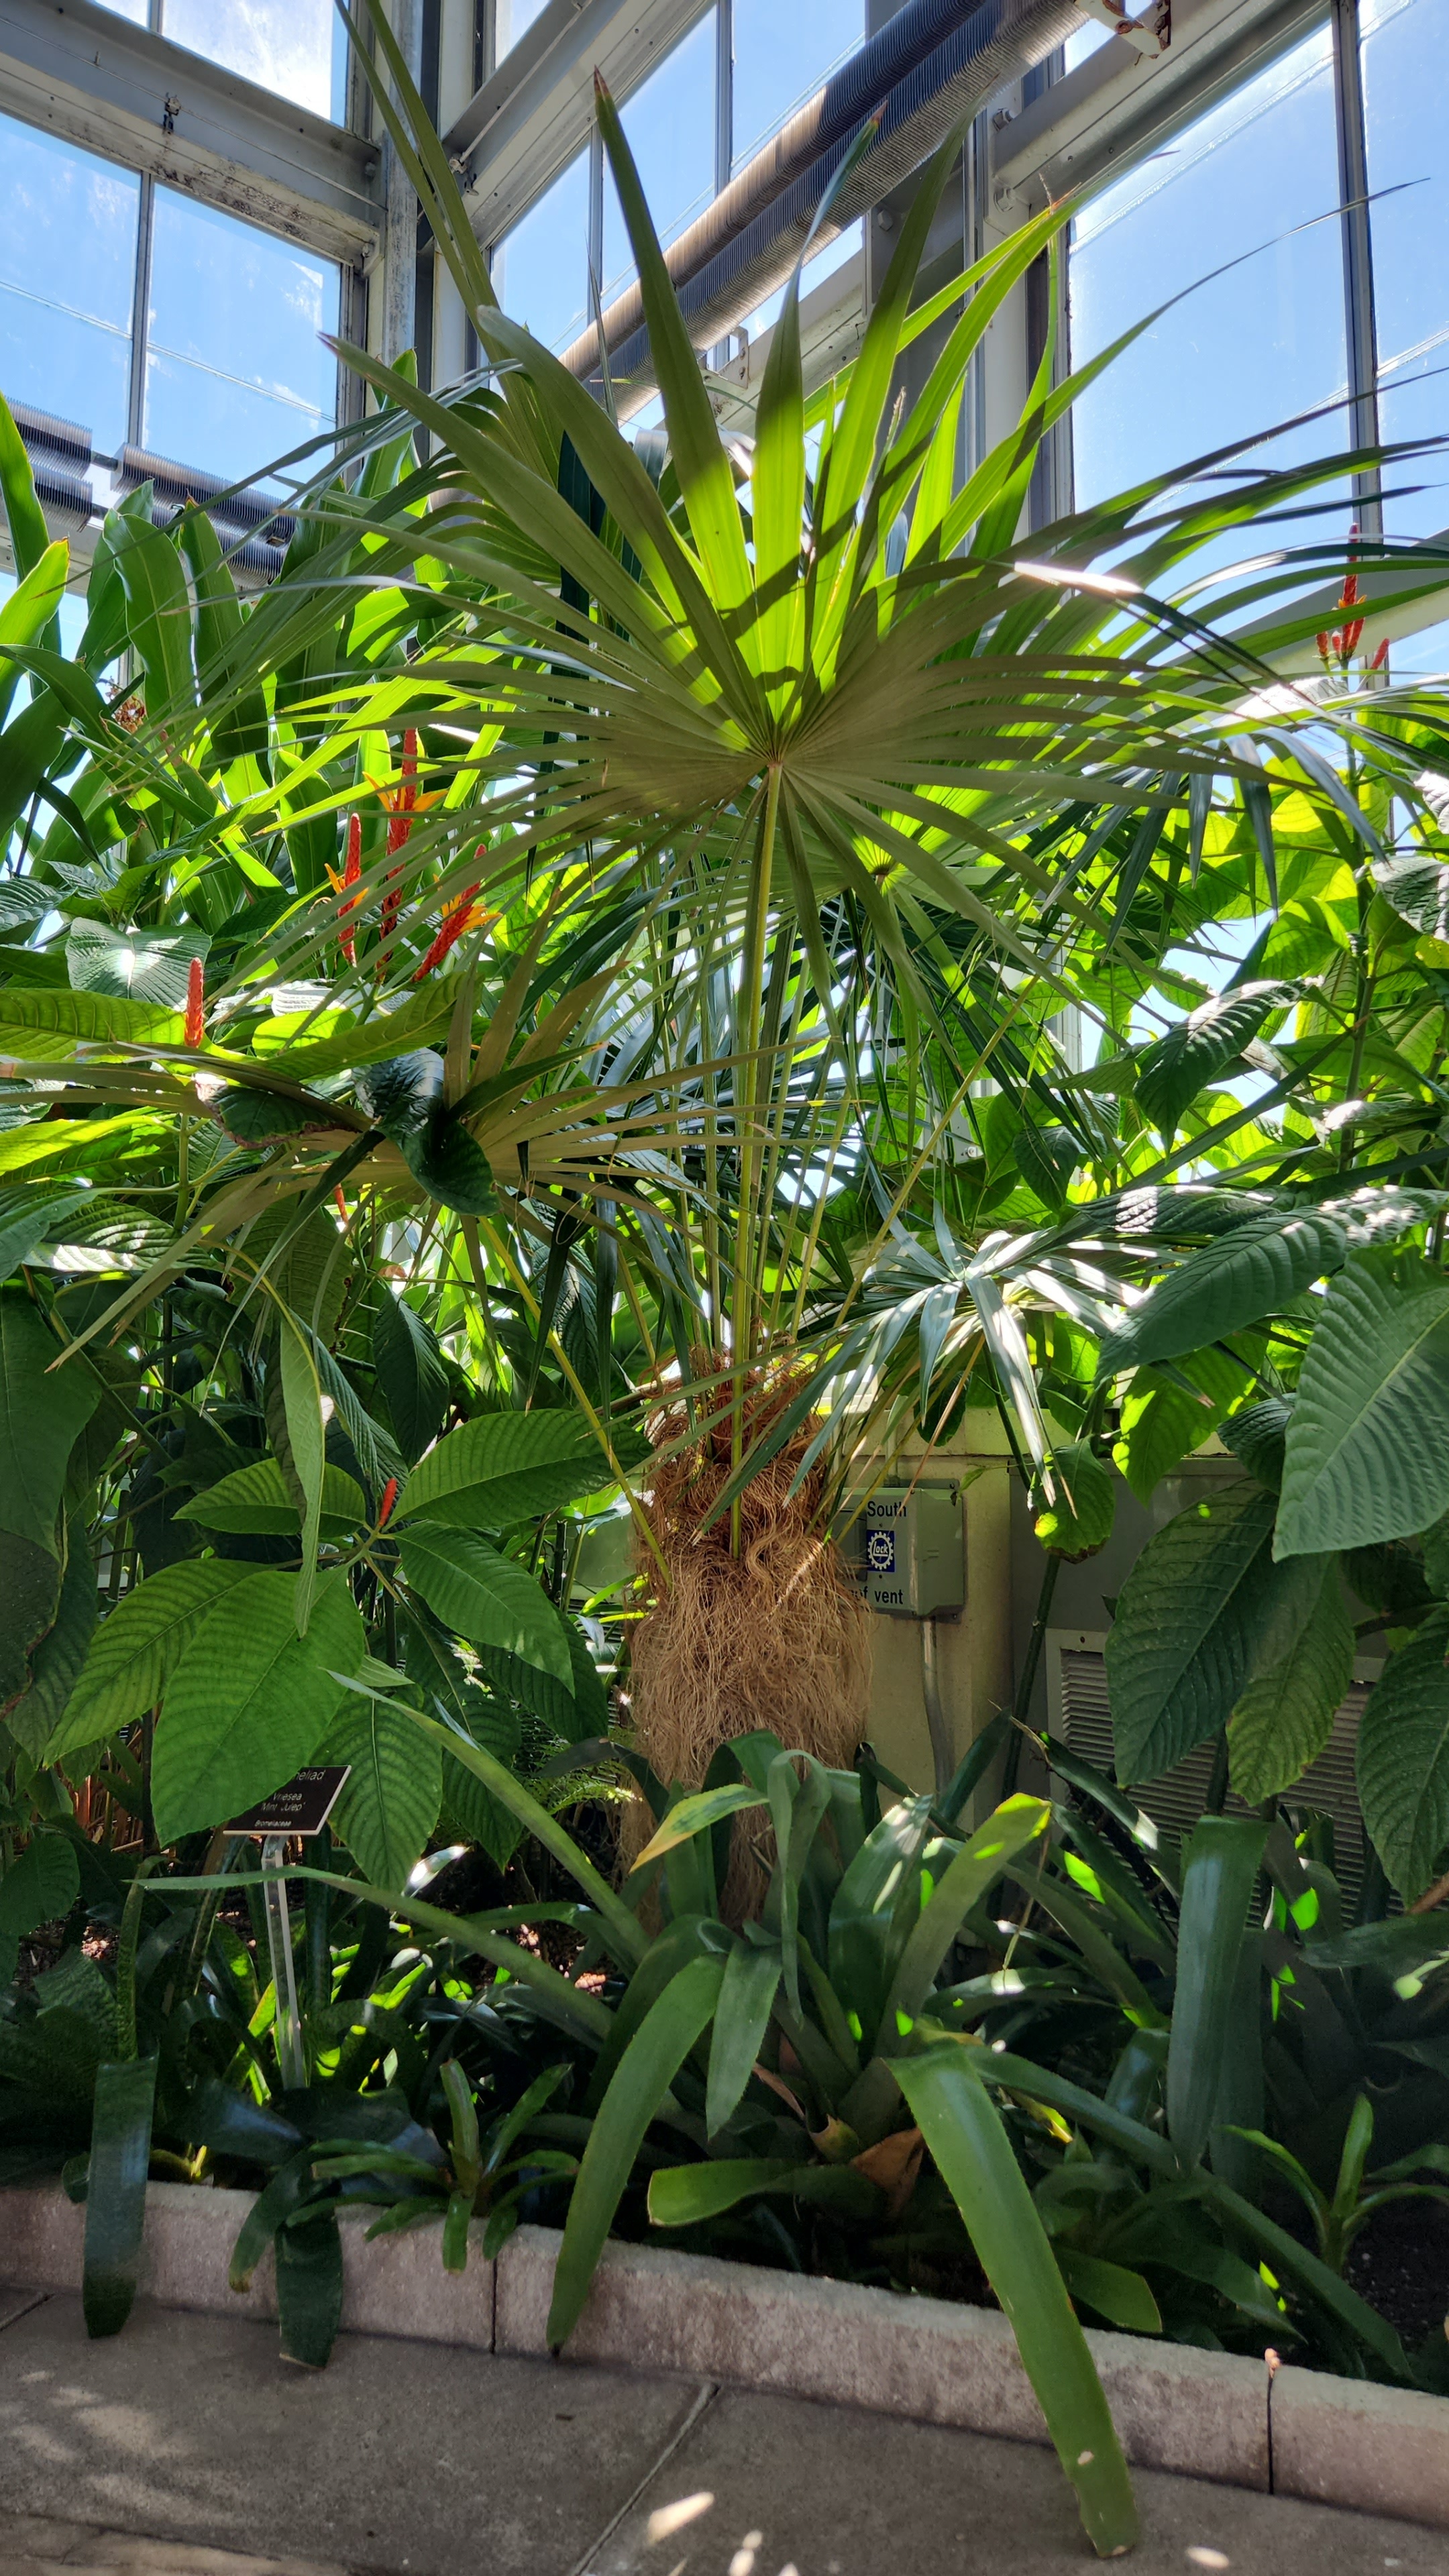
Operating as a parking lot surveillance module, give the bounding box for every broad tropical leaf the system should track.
[1101,1212,1346,1377]
[1356,1608,1449,1899]
[392,1407,631,1531]
[896,2045,1138,2557]
[1106,1483,1305,1781]
[176,1459,367,1538]
[1165,1815,1269,2167]
[1276,1253,1449,1556]
[398,1523,573,1692]
[1228,1559,1354,1802]
[0,1289,101,1552]
[151,1568,365,1843]
[46,1558,253,1759]
[324,1689,443,1888]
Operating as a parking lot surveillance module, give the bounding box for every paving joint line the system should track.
[565,2378,720,2576]
[0,2286,48,2333]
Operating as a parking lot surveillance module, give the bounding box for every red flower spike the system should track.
[329,813,364,965]
[1315,631,1332,664]
[1342,613,1366,657]
[378,1476,398,1529]
[1368,635,1391,672]
[334,1185,349,1222]
[413,883,485,982]
[184,957,205,1048]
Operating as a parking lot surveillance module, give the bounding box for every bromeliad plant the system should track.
[227,1711,1144,2557]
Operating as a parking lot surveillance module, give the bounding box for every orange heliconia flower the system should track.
[326,812,364,964]
[184,957,205,1048]
[413,881,492,981]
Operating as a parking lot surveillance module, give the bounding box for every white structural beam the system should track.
[990,0,1323,211]
[0,0,382,264]
[444,0,708,250]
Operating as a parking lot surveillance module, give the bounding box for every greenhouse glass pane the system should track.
[602,13,717,303]
[144,191,338,486]
[1064,21,1113,70]
[0,115,138,457]
[95,0,150,19]
[1362,0,1449,541]
[496,0,552,59]
[162,0,345,119]
[1387,615,1449,677]
[495,152,590,356]
[732,0,863,168]
[1069,29,1347,594]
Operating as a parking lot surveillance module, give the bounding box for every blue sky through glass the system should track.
[496,152,592,355]
[0,116,138,455]
[145,190,338,486]
[1362,0,1449,543]
[732,0,863,170]
[162,0,344,120]
[1070,30,1349,605]
[602,13,719,302]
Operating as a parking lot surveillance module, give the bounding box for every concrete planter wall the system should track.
[3,2181,1446,2531]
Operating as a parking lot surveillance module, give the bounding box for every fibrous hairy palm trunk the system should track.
[626,1357,870,1907]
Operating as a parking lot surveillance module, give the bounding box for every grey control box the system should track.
[840,1485,965,1618]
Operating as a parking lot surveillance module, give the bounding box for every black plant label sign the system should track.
[227,1765,352,1837]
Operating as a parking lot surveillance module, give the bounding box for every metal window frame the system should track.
[0,0,377,496]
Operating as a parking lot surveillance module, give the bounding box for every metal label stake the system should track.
[261,1834,307,2092]
[227,1767,352,2096]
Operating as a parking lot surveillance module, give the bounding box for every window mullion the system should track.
[716,0,733,188]
[1331,0,1382,539]
[126,174,156,460]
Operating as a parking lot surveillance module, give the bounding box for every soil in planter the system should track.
[1344,2196,1449,2349]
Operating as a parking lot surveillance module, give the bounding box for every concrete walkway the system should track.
[0,2291,1440,2576]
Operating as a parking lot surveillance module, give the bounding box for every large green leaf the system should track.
[83,2055,158,2339]
[1113,1349,1242,1505]
[1277,1253,1449,1556]
[275,2205,343,2368]
[392,1407,627,1531]
[897,2047,1138,2557]
[273,1310,328,1633]
[0,1833,80,1984]
[401,1701,646,1967]
[151,1568,365,1843]
[323,1688,442,1889]
[827,1792,936,2047]
[1165,1816,1269,2168]
[0,394,54,588]
[1356,1608,1449,1900]
[109,515,196,726]
[46,1558,253,1760]
[879,1795,1051,2047]
[372,1287,449,1464]
[1106,1483,1298,1781]
[6,1511,98,1760]
[1228,1558,1354,1802]
[706,1941,782,2137]
[1100,1212,1345,1376]
[176,1458,367,1538]
[0,1182,95,1281]
[66,920,209,1009]
[0,985,179,1057]
[547,1954,726,2351]
[0,1534,62,1713]
[1134,983,1283,1138]
[0,1289,101,1553]
[397,1523,572,1690]
[1032,1442,1115,1560]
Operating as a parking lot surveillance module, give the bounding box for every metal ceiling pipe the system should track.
[558,0,1081,400]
